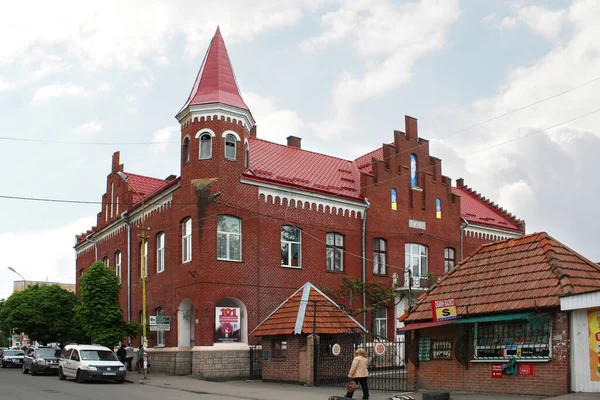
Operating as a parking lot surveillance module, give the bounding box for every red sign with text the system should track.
[492,364,503,378]
[518,364,534,375]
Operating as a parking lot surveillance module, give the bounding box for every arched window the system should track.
[200,134,212,159]
[436,198,442,219]
[102,257,110,267]
[326,233,344,271]
[244,141,249,169]
[182,218,192,263]
[156,232,165,273]
[225,134,236,160]
[217,215,241,261]
[281,225,301,268]
[215,297,248,344]
[182,137,190,164]
[373,238,386,275]
[410,154,418,186]
[391,189,397,210]
[140,241,148,278]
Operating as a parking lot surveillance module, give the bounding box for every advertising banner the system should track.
[215,307,241,343]
[588,309,600,381]
[431,298,457,322]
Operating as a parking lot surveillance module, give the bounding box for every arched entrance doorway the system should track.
[178,298,194,348]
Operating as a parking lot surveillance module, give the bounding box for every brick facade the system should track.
[408,311,570,397]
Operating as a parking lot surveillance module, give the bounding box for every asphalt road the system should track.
[0,366,232,400]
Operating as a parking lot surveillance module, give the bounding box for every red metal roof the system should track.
[246,138,363,200]
[404,232,600,322]
[354,147,383,175]
[126,173,171,204]
[250,282,366,337]
[452,186,522,232]
[179,27,248,112]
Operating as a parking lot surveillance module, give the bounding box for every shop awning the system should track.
[447,312,535,325]
[397,320,451,331]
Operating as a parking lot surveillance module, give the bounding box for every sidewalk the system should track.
[124,372,595,400]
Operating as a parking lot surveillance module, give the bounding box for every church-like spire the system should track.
[179,27,248,112]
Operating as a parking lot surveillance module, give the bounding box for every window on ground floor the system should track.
[273,338,287,358]
[474,316,552,360]
[155,307,165,347]
[374,306,387,338]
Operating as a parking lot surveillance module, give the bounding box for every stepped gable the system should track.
[404,232,600,322]
[246,137,363,200]
[354,147,384,175]
[250,282,366,336]
[453,178,524,232]
[179,26,249,112]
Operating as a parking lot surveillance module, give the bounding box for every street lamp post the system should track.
[7,267,27,347]
[117,171,148,379]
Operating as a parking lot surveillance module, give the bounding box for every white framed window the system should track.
[405,243,428,283]
[444,247,455,273]
[156,307,165,347]
[115,252,122,283]
[140,241,148,278]
[374,306,387,338]
[103,257,110,267]
[199,134,212,159]
[157,233,165,273]
[281,226,301,268]
[373,238,386,275]
[224,134,236,160]
[182,218,192,263]
[326,233,344,271]
[217,215,241,261]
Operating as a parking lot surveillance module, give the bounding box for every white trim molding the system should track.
[176,103,255,132]
[463,223,522,241]
[195,128,216,138]
[241,178,366,218]
[222,130,241,141]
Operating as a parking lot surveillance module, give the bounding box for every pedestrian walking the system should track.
[125,343,134,371]
[136,344,145,373]
[116,344,127,365]
[345,347,369,399]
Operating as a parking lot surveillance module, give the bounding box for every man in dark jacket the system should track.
[116,344,127,365]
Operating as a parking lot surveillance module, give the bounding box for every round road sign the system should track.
[331,343,341,356]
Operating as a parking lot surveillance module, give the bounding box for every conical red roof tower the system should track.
[176,27,254,129]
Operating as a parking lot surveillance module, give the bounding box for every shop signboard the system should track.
[431,298,457,322]
[215,307,241,343]
[588,309,600,381]
[492,364,503,378]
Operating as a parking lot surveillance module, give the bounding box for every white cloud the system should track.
[31,82,112,105]
[516,5,566,39]
[0,217,95,300]
[72,120,103,136]
[151,125,179,153]
[243,92,305,144]
[301,0,461,138]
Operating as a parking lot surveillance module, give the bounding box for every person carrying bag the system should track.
[345,347,369,399]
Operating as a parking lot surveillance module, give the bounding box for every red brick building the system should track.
[400,232,600,396]
[74,27,524,378]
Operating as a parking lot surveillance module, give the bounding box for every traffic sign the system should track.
[150,324,171,331]
[149,315,170,325]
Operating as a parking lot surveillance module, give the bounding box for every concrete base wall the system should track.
[147,348,192,375]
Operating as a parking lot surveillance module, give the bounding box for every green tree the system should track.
[0,285,85,346]
[75,262,139,347]
[0,299,9,347]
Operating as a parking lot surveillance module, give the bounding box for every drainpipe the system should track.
[121,211,132,323]
[361,198,371,331]
[85,235,98,261]
[460,217,469,261]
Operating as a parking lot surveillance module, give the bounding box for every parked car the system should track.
[1,349,25,368]
[23,347,61,375]
[58,344,126,383]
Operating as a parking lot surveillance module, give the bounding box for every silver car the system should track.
[23,347,61,375]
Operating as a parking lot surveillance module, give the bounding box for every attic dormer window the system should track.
[200,134,212,159]
[225,134,236,160]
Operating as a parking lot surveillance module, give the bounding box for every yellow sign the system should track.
[588,309,600,381]
[431,298,457,322]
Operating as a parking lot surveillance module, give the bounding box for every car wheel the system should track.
[22,363,28,374]
[31,365,37,376]
[116,379,124,384]
[76,370,84,384]
[58,367,66,381]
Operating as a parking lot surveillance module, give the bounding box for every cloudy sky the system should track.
[0,0,598,300]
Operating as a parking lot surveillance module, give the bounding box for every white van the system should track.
[58,344,126,383]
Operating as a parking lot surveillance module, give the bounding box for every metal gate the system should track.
[249,345,262,379]
[316,333,409,392]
